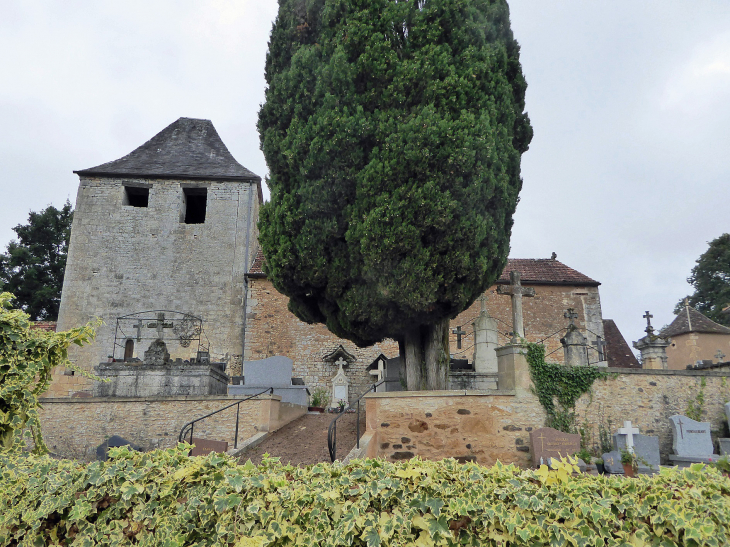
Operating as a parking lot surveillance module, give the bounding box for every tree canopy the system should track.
[258,0,532,387]
[675,233,730,326]
[0,201,73,321]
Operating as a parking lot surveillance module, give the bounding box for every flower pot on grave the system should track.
[308,406,324,413]
[622,463,635,477]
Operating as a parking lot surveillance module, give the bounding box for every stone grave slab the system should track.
[529,427,581,467]
[614,433,660,474]
[719,439,730,456]
[602,450,624,474]
[190,438,229,457]
[244,356,293,387]
[668,414,717,467]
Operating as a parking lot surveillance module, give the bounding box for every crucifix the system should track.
[643,311,654,336]
[452,325,467,349]
[564,308,578,327]
[716,350,726,362]
[591,336,606,361]
[496,271,535,343]
[334,357,348,370]
[147,312,174,340]
[617,421,640,453]
[133,319,144,341]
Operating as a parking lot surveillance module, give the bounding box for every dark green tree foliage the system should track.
[676,233,730,327]
[259,0,532,388]
[0,202,73,320]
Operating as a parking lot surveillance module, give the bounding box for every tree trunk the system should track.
[401,318,451,390]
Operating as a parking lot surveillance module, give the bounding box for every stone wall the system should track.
[665,331,730,369]
[364,366,730,467]
[38,394,304,460]
[52,175,260,397]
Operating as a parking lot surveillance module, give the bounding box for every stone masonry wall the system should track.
[51,176,260,397]
[665,331,730,370]
[365,367,730,467]
[38,394,304,460]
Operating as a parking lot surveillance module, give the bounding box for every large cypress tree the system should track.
[258,0,532,389]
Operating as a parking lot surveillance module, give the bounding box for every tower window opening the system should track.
[123,186,149,207]
[124,339,134,360]
[183,187,207,224]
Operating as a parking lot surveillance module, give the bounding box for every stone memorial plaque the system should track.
[614,433,660,474]
[602,450,624,474]
[529,427,581,467]
[190,438,229,457]
[334,385,347,401]
[244,356,293,387]
[669,415,714,457]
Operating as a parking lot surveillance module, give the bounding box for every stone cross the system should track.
[147,312,174,339]
[592,336,606,361]
[452,326,467,349]
[133,320,144,341]
[716,350,726,362]
[564,308,578,327]
[479,294,488,313]
[496,271,535,343]
[643,311,654,335]
[334,357,347,369]
[617,421,640,453]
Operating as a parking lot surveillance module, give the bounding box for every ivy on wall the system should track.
[525,342,612,433]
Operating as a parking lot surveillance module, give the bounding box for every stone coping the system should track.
[608,367,730,377]
[39,394,282,404]
[364,389,516,399]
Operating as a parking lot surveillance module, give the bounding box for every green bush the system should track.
[2,446,730,546]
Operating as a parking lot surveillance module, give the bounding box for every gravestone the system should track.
[229,356,310,406]
[602,450,624,474]
[190,438,229,457]
[719,402,730,455]
[529,427,581,467]
[667,414,718,467]
[96,435,140,461]
[383,357,404,392]
[331,358,350,407]
[614,433,660,474]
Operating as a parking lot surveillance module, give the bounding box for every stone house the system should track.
[50,118,262,397]
[661,302,730,369]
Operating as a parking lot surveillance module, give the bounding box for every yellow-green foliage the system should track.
[2,447,730,546]
[0,292,97,454]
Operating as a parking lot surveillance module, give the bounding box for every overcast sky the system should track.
[1,1,728,346]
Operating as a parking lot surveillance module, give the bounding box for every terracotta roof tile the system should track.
[602,319,640,368]
[248,252,599,286]
[75,118,260,181]
[660,304,730,337]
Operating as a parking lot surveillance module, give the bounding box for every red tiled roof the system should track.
[602,319,641,368]
[248,251,599,286]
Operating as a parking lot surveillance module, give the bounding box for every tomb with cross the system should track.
[472,293,499,377]
[322,345,356,408]
[632,310,670,370]
[496,271,535,344]
[560,308,588,367]
[716,350,726,363]
[147,312,174,340]
[643,311,654,336]
[452,325,467,350]
[616,421,640,453]
[591,336,607,363]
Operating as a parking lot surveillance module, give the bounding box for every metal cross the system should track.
[716,350,727,362]
[147,312,174,339]
[452,326,467,349]
[496,271,535,343]
[564,308,579,327]
[591,336,606,361]
[643,311,654,335]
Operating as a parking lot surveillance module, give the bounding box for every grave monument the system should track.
[529,427,581,467]
[613,420,660,474]
[667,414,718,467]
[228,355,309,406]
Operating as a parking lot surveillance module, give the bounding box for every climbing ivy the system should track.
[686,377,707,422]
[525,342,612,433]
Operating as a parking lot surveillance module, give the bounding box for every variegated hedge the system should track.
[2,446,730,546]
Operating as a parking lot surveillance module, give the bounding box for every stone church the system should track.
[50,117,625,400]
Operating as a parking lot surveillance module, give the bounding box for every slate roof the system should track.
[660,304,730,338]
[248,251,599,286]
[75,118,260,182]
[602,319,640,368]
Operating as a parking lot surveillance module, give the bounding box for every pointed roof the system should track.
[75,118,260,182]
[602,319,640,368]
[660,304,730,338]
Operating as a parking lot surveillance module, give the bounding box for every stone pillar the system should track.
[633,335,669,370]
[496,344,531,395]
[472,308,499,374]
[560,326,588,367]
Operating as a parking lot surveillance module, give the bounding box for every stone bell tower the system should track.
[51,118,262,397]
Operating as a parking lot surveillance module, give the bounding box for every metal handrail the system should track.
[328,380,384,462]
[178,387,273,450]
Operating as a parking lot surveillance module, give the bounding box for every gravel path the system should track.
[239,412,366,467]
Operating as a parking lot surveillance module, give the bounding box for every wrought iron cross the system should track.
[716,350,726,362]
[452,326,467,349]
[564,308,578,327]
[133,320,144,341]
[592,336,606,361]
[147,312,174,339]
